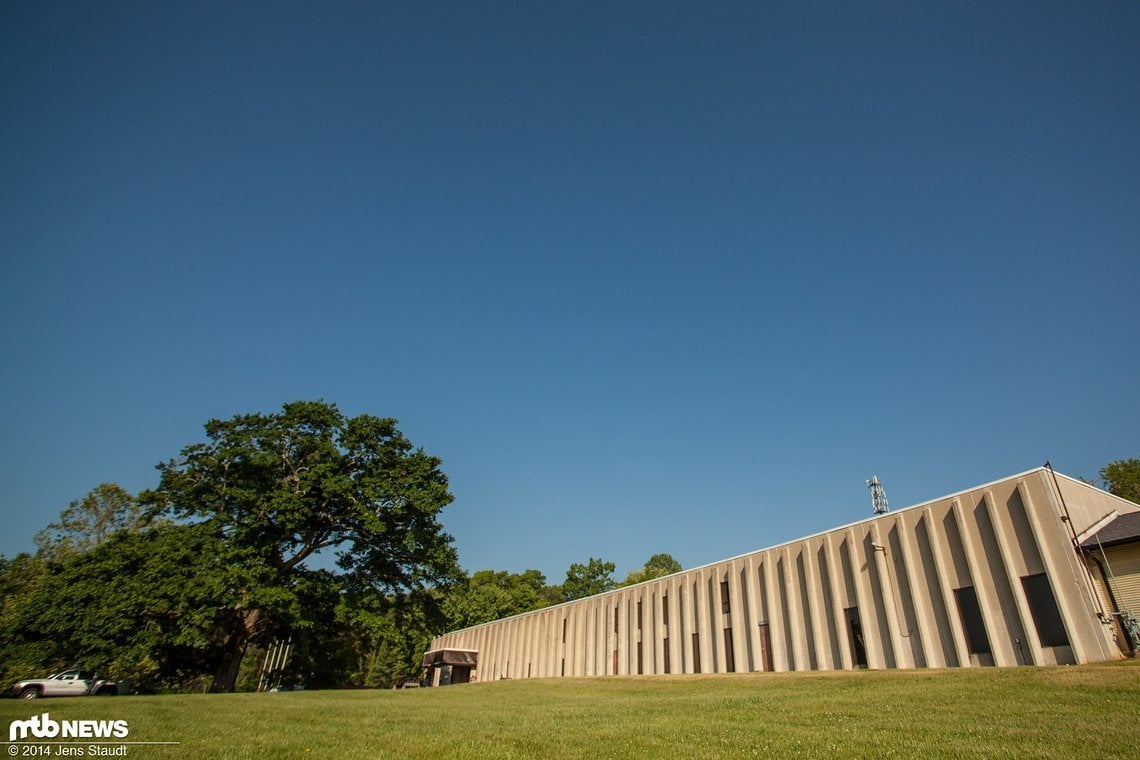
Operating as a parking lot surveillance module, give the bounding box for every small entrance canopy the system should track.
[422,648,479,668]
[422,648,479,686]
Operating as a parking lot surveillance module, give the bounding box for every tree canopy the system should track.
[444,569,553,629]
[142,400,458,587]
[34,483,144,561]
[1,522,234,690]
[1101,458,1140,503]
[562,558,616,601]
[139,400,460,691]
[621,553,683,586]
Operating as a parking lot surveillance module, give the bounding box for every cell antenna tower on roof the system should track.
[867,475,889,515]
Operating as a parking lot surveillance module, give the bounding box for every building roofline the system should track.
[423,647,480,654]
[618,466,1065,590]
[444,465,1085,634]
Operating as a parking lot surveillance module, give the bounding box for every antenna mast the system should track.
[867,475,889,515]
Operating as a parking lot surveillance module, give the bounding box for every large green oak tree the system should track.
[140,400,460,691]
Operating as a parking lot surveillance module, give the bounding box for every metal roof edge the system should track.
[434,465,1058,637]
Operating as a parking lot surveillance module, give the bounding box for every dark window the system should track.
[692,633,702,674]
[637,642,643,674]
[1021,574,1070,647]
[723,628,735,672]
[562,618,567,643]
[561,658,565,676]
[612,649,618,675]
[954,586,992,655]
[721,579,731,613]
[662,594,669,623]
[845,607,868,668]
[663,638,671,674]
[614,607,619,634]
[637,600,643,630]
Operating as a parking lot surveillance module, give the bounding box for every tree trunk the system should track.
[210,608,260,692]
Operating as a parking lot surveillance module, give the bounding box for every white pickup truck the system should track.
[8,670,131,699]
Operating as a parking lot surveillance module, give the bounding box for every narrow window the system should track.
[561,658,565,676]
[1021,574,1070,647]
[723,628,736,672]
[637,600,643,630]
[954,586,992,655]
[612,649,618,675]
[663,638,671,674]
[662,594,669,624]
[614,606,619,634]
[562,618,568,643]
[637,642,643,674]
[721,579,731,613]
[692,632,702,673]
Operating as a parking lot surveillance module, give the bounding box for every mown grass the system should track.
[3,661,1138,758]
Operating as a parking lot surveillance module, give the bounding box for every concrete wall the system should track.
[430,469,1128,680]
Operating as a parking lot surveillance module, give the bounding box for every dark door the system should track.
[846,607,868,668]
[758,623,773,672]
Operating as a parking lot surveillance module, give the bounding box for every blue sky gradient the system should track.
[2,1,1137,583]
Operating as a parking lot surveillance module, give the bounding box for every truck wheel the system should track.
[19,687,40,700]
[96,687,116,696]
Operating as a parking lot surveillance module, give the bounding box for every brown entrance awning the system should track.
[422,649,479,667]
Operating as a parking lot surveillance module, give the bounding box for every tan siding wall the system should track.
[431,469,1127,681]
[1104,545,1140,615]
[1088,542,1140,654]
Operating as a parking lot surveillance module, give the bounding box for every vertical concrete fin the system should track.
[923,506,970,666]
[627,594,637,676]
[783,547,808,670]
[744,556,764,672]
[573,603,586,675]
[981,489,1041,665]
[1020,478,1116,664]
[678,578,693,674]
[846,528,884,669]
[895,514,938,668]
[802,540,833,670]
[824,534,854,669]
[695,573,712,674]
[952,498,1015,665]
[870,522,908,668]
[712,571,728,672]
[666,576,682,674]
[762,554,789,671]
[598,600,608,675]
[728,560,748,673]
[657,584,667,676]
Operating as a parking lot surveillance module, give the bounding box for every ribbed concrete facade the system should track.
[429,468,1137,680]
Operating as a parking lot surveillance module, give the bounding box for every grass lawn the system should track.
[3,661,1138,758]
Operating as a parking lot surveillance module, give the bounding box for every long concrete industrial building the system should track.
[424,467,1139,684]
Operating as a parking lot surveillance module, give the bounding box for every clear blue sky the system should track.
[2,1,1137,583]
